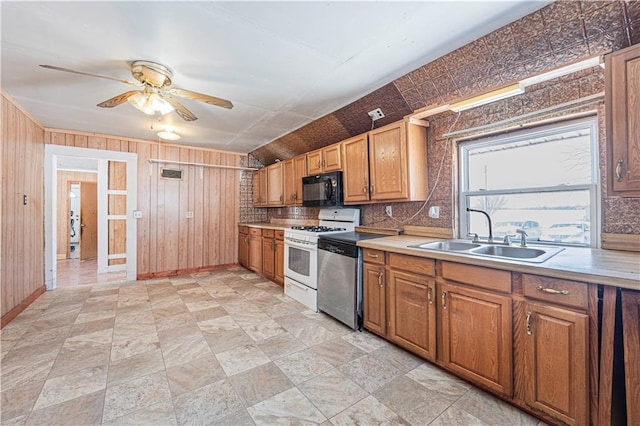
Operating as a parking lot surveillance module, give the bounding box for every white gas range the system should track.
[284,208,360,311]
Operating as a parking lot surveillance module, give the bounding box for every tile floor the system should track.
[1,267,546,425]
[56,259,127,288]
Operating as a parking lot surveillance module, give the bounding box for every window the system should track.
[459,117,599,247]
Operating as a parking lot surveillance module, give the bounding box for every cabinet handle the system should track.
[442,291,447,309]
[526,312,532,336]
[616,159,624,182]
[536,285,569,295]
[363,186,367,193]
[427,287,433,305]
[280,195,284,202]
[370,184,375,195]
[322,160,326,168]
[317,160,321,169]
[367,253,379,259]
[378,271,384,288]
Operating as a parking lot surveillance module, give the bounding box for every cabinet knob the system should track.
[363,186,367,193]
[442,291,447,309]
[616,159,624,182]
[526,311,533,335]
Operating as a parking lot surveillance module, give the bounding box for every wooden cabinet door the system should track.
[522,303,588,426]
[238,232,249,267]
[363,262,386,336]
[342,134,370,204]
[621,290,640,426]
[262,237,275,279]
[252,170,261,206]
[258,168,268,206]
[248,235,263,272]
[606,44,640,195]
[322,143,342,171]
[274,238,284,285]
[307,149,323,175]
[267,163,283,206]
[293,155,306,205]
[283,159,296,205]
[441,282,513,396]
[368,121,408,201]
[388,269,436,361]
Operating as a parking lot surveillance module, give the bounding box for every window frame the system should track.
[458,116,600,247]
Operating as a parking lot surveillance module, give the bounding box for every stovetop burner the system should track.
[290,226,346,233]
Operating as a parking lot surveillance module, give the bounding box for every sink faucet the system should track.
[516,229,528,247]
[466,208,493,242]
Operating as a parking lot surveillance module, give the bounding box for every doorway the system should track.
[45,145,137,289]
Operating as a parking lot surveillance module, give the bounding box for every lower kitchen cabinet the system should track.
[274,231,284,285]
[440,281,513,396]
[238,226,249,268]
[518,302,589,426]
[621,289,640,426]
[262,229,275,279]
[387,268,436,360]
[363,261,386,336]
[247,229,262,273]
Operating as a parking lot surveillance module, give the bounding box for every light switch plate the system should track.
[428,206,440,219]
[186,211,194,219]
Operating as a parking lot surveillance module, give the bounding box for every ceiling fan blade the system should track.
[161,95,198,121]
[39,64,141,86]
[165,87,233,109]
[97,90,140,108]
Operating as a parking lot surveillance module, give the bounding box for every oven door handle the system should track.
[285,239,316,250]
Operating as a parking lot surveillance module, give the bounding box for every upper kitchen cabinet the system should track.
[606,43,640,196]
[253,168,268,207]
[306,142,342,175]
[267,162,284,206]
[283,155,306,206]
[343,119,428,203]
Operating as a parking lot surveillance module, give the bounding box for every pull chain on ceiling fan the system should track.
[39,60,233,122]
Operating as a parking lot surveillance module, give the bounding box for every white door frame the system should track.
[45,145,138,289]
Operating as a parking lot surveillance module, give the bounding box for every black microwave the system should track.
[302,171,343,207]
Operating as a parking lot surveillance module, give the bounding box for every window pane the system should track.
[466,191,591,245]
[467,127,593,191]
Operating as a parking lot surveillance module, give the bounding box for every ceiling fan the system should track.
[39,61,233,121]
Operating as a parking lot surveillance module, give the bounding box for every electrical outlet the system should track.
[294,207,299,215]
[368,108,385,121]
[133,210,143,219]
[428,206,440,219]
[385,205,393,216]
[186,211,194,219]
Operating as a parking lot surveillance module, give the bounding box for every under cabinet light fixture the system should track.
[520,55,602,88]
[450,83,524,112]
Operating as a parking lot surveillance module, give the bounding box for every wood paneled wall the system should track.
[56,171,97,259]
[1,93,45,319]
[45,130,243,278]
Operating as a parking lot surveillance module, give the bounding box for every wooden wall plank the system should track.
[192,150,204,269]
[178,148,190,271]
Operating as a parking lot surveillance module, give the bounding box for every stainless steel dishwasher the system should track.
[317,232,386,330]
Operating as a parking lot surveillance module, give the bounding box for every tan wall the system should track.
[1,93,45,318]
[45,130,242,277]
[56,171,97,259]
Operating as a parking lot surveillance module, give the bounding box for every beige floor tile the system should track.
[341,330,388,353]
[75,308,116,324]
[198,315,240,333]
[203,328,254,354]
[247,387,326,425]
[0,380,44,422]
[166,353,226,397]
[102,399,177,426]
[173,379,244,425]
[33,365,108,410]
[291,324,336,347]
[108,349,165,386]
[242,319,287,342]
[273,348,334,385]
[374,375,452,425]
[454,387,540,425]
[155,312,196,332]
[309,337,366,367]
[112,321,157,340]
[330,395,409,426]
[0,356,56,392]
[69,317,115,337]
[216,344,271,376]
[369,344,424,373]
[429,405,488,425]
[110,332,160,362]
[189,305,227,322]
[256,332,307,360]
[337,353,402,393]
[102,371,171,422]
[214,408,256,426]
[406,362,471,402]
[228,362,294,406]
[298,369,368,418]
[158,328,212,368]
[26,390,104,426]
[49,341,111,378]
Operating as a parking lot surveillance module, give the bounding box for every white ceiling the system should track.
[1,1,550,154]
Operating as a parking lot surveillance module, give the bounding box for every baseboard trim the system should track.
[1,285,46,328]
[137,263,238,280]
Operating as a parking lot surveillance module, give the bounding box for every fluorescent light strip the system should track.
[520,56,602,87]
[450,83,524,112]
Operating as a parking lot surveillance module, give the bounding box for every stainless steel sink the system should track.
[409,239,564,263]
[411,241,481,251]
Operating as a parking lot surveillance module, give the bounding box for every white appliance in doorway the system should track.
[283,208,360,311]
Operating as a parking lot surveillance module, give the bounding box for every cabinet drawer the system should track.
[239,226,248,234]
[387,253,435,276]
[248,228,262,236]
[441,262,511,293]
[522,274,588,310]
[275,230,284,240]
[262,229,275,238]
[363,248,385,264]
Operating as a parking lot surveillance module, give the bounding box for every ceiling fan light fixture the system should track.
[157,129,181,141]
[128,91,174,115]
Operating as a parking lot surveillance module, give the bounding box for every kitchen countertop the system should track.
[357,235,640,291]
[239,222,290,230]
